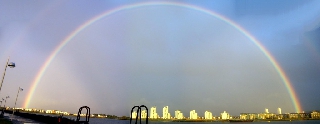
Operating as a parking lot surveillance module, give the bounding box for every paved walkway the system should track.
[4,113,42,124]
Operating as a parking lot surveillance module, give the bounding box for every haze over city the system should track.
[0,0,320,116]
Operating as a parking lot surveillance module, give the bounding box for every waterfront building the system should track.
[163,106,171,119]
[277,114,289,119]
[277,108,281,114]
[37,109,45,113]
[190,110,198,119]
[289,113,299,119]
[46,110,52,113]
[150,106,158,119]
[62,112,69,115]
[175,110,184,119]
[221,111,230,120]
[25,108,33,112]
[98,114,107,118]
[204,111,212,119]
[289,112,310,119]
[92,114,106,118]
[258,113,276,119]
[141,110,147,119]
[240,113,257,120]
[46,110,57,114]
[131,111,137,118]
[311,111,320,119]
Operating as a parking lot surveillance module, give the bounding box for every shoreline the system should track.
[120,118,320,122]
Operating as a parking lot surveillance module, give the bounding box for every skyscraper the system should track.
[277,108,281,114]
[265,108,269,113]
[150,106,158,119]
[141,110,147,118]
[205,111,212,119]
[221,111,230,120]
[163,106,170,119]
[190,110,198,119]
[131,111,137,118]
[175,110,184,119]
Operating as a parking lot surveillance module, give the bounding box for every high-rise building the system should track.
[150,106,158,119]
[141,110,147,118]
[131,111,137,118]
[265,108,269,113]
[175,110,184,119]
[163,106,171,119]
[277,108,281,114]
[221,111,230,120]
[190,110,198,119]
[204,111,212,119]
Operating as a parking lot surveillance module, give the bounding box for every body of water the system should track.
[88,119,320,124]
[4,113,320,124]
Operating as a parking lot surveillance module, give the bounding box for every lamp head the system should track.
[8,62,15,68]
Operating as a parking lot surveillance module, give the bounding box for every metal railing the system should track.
[76,106,90,124]
[130,105,148,124]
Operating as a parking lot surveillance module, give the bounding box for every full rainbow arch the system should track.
[23,1,302,112]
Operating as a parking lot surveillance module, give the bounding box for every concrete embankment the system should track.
[4,110,78,124]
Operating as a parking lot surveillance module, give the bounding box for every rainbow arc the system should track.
[23,1,302,113]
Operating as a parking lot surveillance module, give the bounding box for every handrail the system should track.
[130,105,148,124]
[76,106,90,124]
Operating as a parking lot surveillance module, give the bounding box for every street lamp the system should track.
[13,87,23,115]
[0,57,15,94]
[3,96,9,108]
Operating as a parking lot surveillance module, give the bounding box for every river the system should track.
[4,113,320,124]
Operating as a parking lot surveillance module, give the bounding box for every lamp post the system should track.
[0,57,15,94]
[13,87,23,115]
[1,99,4,107]
[3,96,9,108]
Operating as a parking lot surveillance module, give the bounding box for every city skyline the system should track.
[16,105,308,118]
[129,106,302,117]
[1,0,320,116]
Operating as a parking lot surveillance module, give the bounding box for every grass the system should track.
[0,118,13,124]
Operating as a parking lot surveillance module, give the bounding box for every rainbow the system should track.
[23,1,302,112]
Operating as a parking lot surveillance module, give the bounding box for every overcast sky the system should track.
[0,0,320,116]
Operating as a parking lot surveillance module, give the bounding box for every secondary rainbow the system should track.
[23,1,302,112]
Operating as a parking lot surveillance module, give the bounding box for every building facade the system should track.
[240,113,257,120]
[175,110,184,119]
[204,111,212,119]
[289,113,310,119]
[221,111,230,120]
[131,111,137,118]
[311,111,320,119]
[150,106,158,119]
[265,108,269,113]
[163,106,171,119]
[190,110,198,119]
[277,108,282,114]
[141,110,147,119]
[258,113,276,119]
